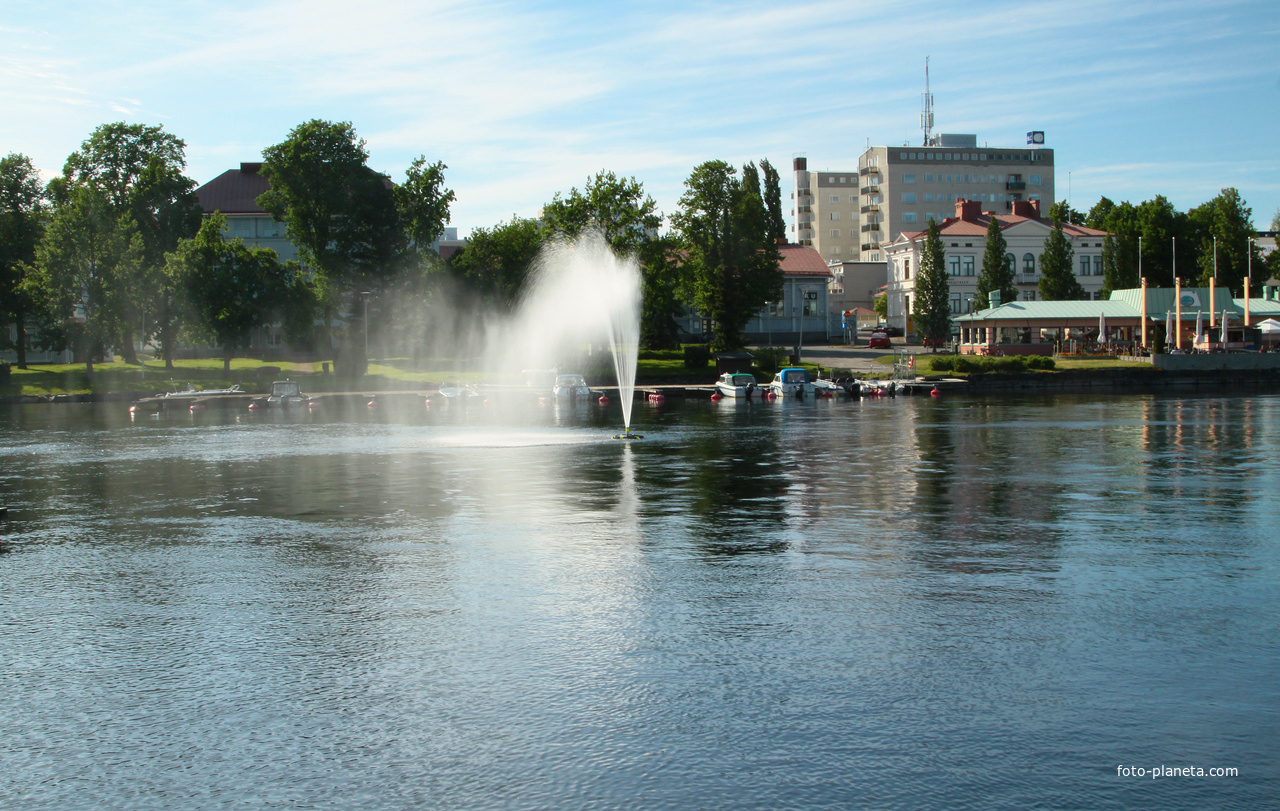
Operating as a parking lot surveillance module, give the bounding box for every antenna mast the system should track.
[921,57,934,146]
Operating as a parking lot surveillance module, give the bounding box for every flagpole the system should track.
[1210,237,1217,327]
[1245,238,1253,327]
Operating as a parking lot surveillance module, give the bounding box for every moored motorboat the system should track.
[769,367,816,398]
[553,374,591,400]
[252,379,311,409]
[715,372,757,398]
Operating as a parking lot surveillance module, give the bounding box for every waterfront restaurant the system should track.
[953,284,1280,355]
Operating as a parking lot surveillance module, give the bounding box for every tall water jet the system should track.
[492,230,642,431]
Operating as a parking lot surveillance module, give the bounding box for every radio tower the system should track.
[920,57,934,146]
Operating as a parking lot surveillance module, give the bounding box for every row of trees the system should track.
[0,120,455,373]
[5,118,1276,365]
[911,192,1275,346]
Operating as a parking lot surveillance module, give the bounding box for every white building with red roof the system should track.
[884,199,1110,335]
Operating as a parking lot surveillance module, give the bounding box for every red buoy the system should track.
[367,399,378,408]
[710,392,722,401]
[247,402,259,410]
[189,403,204,412]
[598,395,609,405]
[931,387,941,397]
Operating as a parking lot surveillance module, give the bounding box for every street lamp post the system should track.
[360,291,372,371]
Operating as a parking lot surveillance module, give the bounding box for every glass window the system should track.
[1094,255,1103,275]
[948,256,960,275]
[1023,291,1036,301]
[1005,253,1015,272]
[924,193,934,202]
[962,256,975,276]
[831,229,840,238]
[924,174,934,182]
[1023,253,1036,273]
[829,211,840,220]
[1080,256,1091,276]
[1029,194,1041,201]
[902,193,917,203]
[904,258,911,279]
[1030,175,1042,185]
[902,212,918,223]
[903,174,916,183]
[950,294,961,313]
[900,152,907,159]
[830,195,840,203]
[831,246,841,255]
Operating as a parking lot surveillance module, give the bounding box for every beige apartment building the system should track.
[793,135,1056,263]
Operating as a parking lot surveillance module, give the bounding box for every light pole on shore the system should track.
[360,291,372,370]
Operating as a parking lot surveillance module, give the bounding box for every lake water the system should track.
[1,393,1277,810]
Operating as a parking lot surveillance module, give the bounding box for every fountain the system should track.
[492,230,643,435]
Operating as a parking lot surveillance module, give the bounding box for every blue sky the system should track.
[3,0,1278,236]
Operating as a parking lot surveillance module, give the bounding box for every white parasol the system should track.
[1195,310,1203,347]
[1098,311,1107,346]
[1166,310,1175,349]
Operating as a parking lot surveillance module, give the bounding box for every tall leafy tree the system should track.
[760,159,787,245]
[62,123,202,364]
[448,216,547,308]
[166,214,315,371]
[672,160,782,351]
[27,185,142,374]
[975,215,1015,310]
[0,153,47,368]
[541,171,682,348]
[1038,221,1086,300]
[259,120,452,374]
[912,219,950,346]
[1046,200,1083,225]
[1088,197,1140,296]
[1189,188,1261,293]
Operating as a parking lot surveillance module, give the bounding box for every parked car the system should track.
[868,332,892,349]
[922,336,946,348]
[880,325,904,337]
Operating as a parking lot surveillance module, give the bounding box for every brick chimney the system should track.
[954,198,982,222]
[1010,199,1042,218]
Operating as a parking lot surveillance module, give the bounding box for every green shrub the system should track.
[990,356,1028,373]
[930,356,955,372]
[1025,355,1056,370]
[682,344,711,369]
[753,346,789,374]
[0,360,9,382]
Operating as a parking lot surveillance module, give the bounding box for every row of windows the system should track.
[902,174,1042,185]
[900,253,1103,278]
[828,195,861,204]
[899,151,1046,162]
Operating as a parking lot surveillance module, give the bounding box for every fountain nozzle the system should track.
[613,429,644,440]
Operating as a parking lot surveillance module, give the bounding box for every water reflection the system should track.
[1,395,1278,810]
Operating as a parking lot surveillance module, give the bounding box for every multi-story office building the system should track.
[790,157,864,263]
[793,135,1055,264]
[858,134,1054,261]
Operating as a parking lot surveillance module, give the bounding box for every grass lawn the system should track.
[886,353,1156,375]
[3,351,806,396]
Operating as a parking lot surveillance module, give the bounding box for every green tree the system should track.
[672,160,782,351]
[0,153,48,368]
[975,215,1015,309]
[1038,221,1086,300]
[166,214,315,371]
[27,185,142,374]
[259,120,453,374]
[1189,188,1261,294]
[1088,197,1141,296]
[760,159,787,245]
[541,171,682,348]
[448,216,547,308]
[873,291,887,321]
[912,219,950,346]
[1046,200,1083,225]
[1131,196,1192,288]
[62,123,202,365]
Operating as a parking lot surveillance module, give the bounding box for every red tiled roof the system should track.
[778,243,832,278]
[195,164,270,214]
[897,213,1108,244]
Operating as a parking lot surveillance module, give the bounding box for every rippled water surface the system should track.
[2,394,1277,809]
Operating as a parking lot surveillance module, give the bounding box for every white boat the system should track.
[715,372,757,398]
[261,379,310,408]
[158,383,243,398]
[811,378,840,397]
[553,374,591,400]
[438,382,481,401]
[769,367,816,398]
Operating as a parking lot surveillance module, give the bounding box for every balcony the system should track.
[861,242,881,252]
[861,223,881,233]
[1006,181,1026,190]
[860,204,880,214]
[860,185,880,196]
[859,165,881,176]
